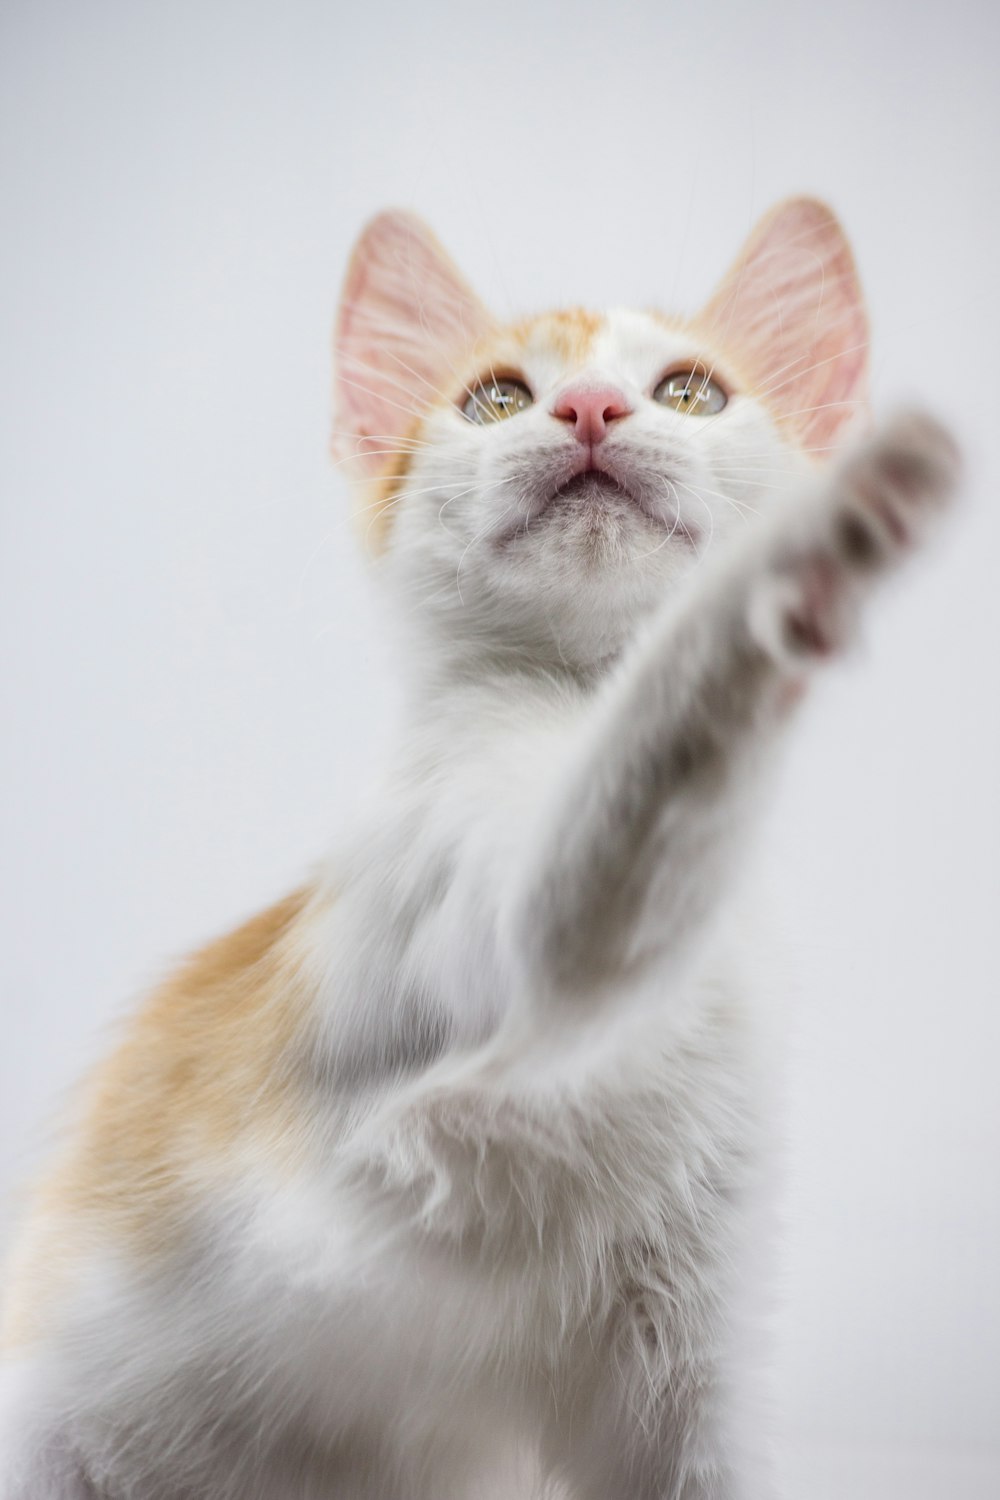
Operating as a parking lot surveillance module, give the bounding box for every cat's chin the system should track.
[557,482,668,556]
[499,469,700,553]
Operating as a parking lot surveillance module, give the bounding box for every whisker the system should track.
[332,371,434,427]
[328,428,433,450]
[328,447,431,473]
[456,505,515,605]
[673,477,761,523]
[436,472,520,539]
[755,335,870,401]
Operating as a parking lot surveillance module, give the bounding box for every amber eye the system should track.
[653,367,727,416]
[462,377,534,424]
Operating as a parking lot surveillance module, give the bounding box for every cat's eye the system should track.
[462,378,534,424]
[653,368,727,417]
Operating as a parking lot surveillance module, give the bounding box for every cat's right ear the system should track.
[332,211,493,484]
[695,198,869,449]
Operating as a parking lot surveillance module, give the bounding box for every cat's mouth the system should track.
[493,457,701,548]
[545,464,699,544]
[550,471,637,508]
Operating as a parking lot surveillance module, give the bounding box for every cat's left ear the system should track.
[332,210,493,482]
[697,198,869,448]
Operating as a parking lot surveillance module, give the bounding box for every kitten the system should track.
[0,199,958,1499]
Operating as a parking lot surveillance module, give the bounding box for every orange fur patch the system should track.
[362,418,425,551]
[1,888,323,1350]
[506,308,604,366]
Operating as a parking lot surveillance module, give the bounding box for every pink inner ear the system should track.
[697,198,869,449]
[333,211,493,480]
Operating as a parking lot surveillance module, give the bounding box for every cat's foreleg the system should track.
[507,410,959,1004]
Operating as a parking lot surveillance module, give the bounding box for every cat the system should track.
[0,197,959,1499]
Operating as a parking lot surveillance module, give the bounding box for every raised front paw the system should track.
[747,409,961,666]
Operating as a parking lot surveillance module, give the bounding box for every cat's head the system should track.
[332,199,868,672]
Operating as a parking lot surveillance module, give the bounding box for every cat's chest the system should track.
[248,1007,756,1428]
[317,985,755,1274]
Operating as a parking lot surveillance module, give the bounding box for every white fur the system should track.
[0,277,958,1499]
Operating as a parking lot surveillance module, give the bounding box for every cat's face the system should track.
[333,200,869,670]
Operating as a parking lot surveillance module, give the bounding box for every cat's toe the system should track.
[747,410,960,672]
[747,558,851,667]
[834,409,961,567]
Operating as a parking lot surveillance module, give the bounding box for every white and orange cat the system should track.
[0,199,958,1499]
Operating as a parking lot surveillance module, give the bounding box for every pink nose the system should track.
[552,383,632,446]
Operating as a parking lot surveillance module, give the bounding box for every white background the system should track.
[2,1,998,1493]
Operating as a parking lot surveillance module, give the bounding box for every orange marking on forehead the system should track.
[507,308,605,366]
